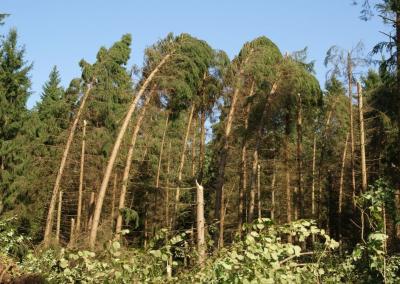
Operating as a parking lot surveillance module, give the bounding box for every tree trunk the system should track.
[214,51,253,239]
[156,114,169,188]
[173,104,195,227]
[87,191,95,232]
[198,109,206,183]
[166,142,171,228]
[69,218,75,247]
[111,173,117,227]
[285,111,292,224]
[218,186,225,249]
[56,190,63,244]
[89,54,170,249]
[115,92,153,239]
[357,82,367,193]
[196,180,206,265]
[311,135,317,218]
[339,132,350,240]
[248,82,278,223]
[191,117,197,177]
[44,85,92,246]
[76,120,87,236]
[271,159,276,221]
[296,93,303,218]
[347,53,356,208]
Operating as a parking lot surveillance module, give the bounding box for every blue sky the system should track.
[2,0,389,108]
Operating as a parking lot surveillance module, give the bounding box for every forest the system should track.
[1,1,400,283]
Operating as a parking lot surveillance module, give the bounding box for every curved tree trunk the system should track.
[44,84,92,246]
[115,91,154,239]
[89,54,170,249]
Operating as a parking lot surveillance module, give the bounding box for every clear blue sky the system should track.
[2,0,388,108]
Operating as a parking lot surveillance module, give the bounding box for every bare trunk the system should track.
[191,117,197,177]
[166,142,171,228]
[76,120,87,235]
[173,104,195,227]
[270,160,276,221]
[357,82,367,192]
[89,55,170,248]
[218,186,225,249]
[347,53,356,208]
[111,173,117,227]
[198,110,206,183]
[87,191,95,232]
[311,135,317,218]
[196,180,206,265]
[115,92,153,239]
[44,85,92,246]
[339,133,350,240]
[56,190,63,244]
[285,112,292,224]
[156,115,170,188]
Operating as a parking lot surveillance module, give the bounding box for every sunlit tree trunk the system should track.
[166,142,171,228]
[111,173,117,227]
[115,91,154,239]
[196,180,206,265]
[191,117,197,177]
[90,55,170,249]
[357,82,367,192]
[56,190,63,244]
[296,93,303,218]
[198,109,206,183]
[339,132,349,241]
[347,53,356,208]
[76,120,87,236]
[44,85,92,246]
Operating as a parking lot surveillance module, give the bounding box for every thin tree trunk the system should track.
[76,120,87,235]
[115,92,153,239]
[214,51,253,239]
[357,82,367,192]
[196,180,206,265]
[156,115,170,188]
[191,117,197,177]
[56,190,63,244]
[257,164,261,219]
[347,53,356,208]
[296,93,303,218]
[311,135,317,218]
[44,85,92,246]
[198,109,206,183]
[166,142,171,228]
[285,111,292,224]
[339,132,350,241]
[90,54,170,248]
[174,104,195,227]
[218,186,225,249]
[87,191,95,232]
[271,160,276,221]
[248,82,278,223]
[111,173,117,227]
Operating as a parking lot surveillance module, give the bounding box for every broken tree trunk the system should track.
[115,91,154,239]
[196,180,206,266]
[44,85,92,246]
[76,120,87,236]
[90,54,170,249]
